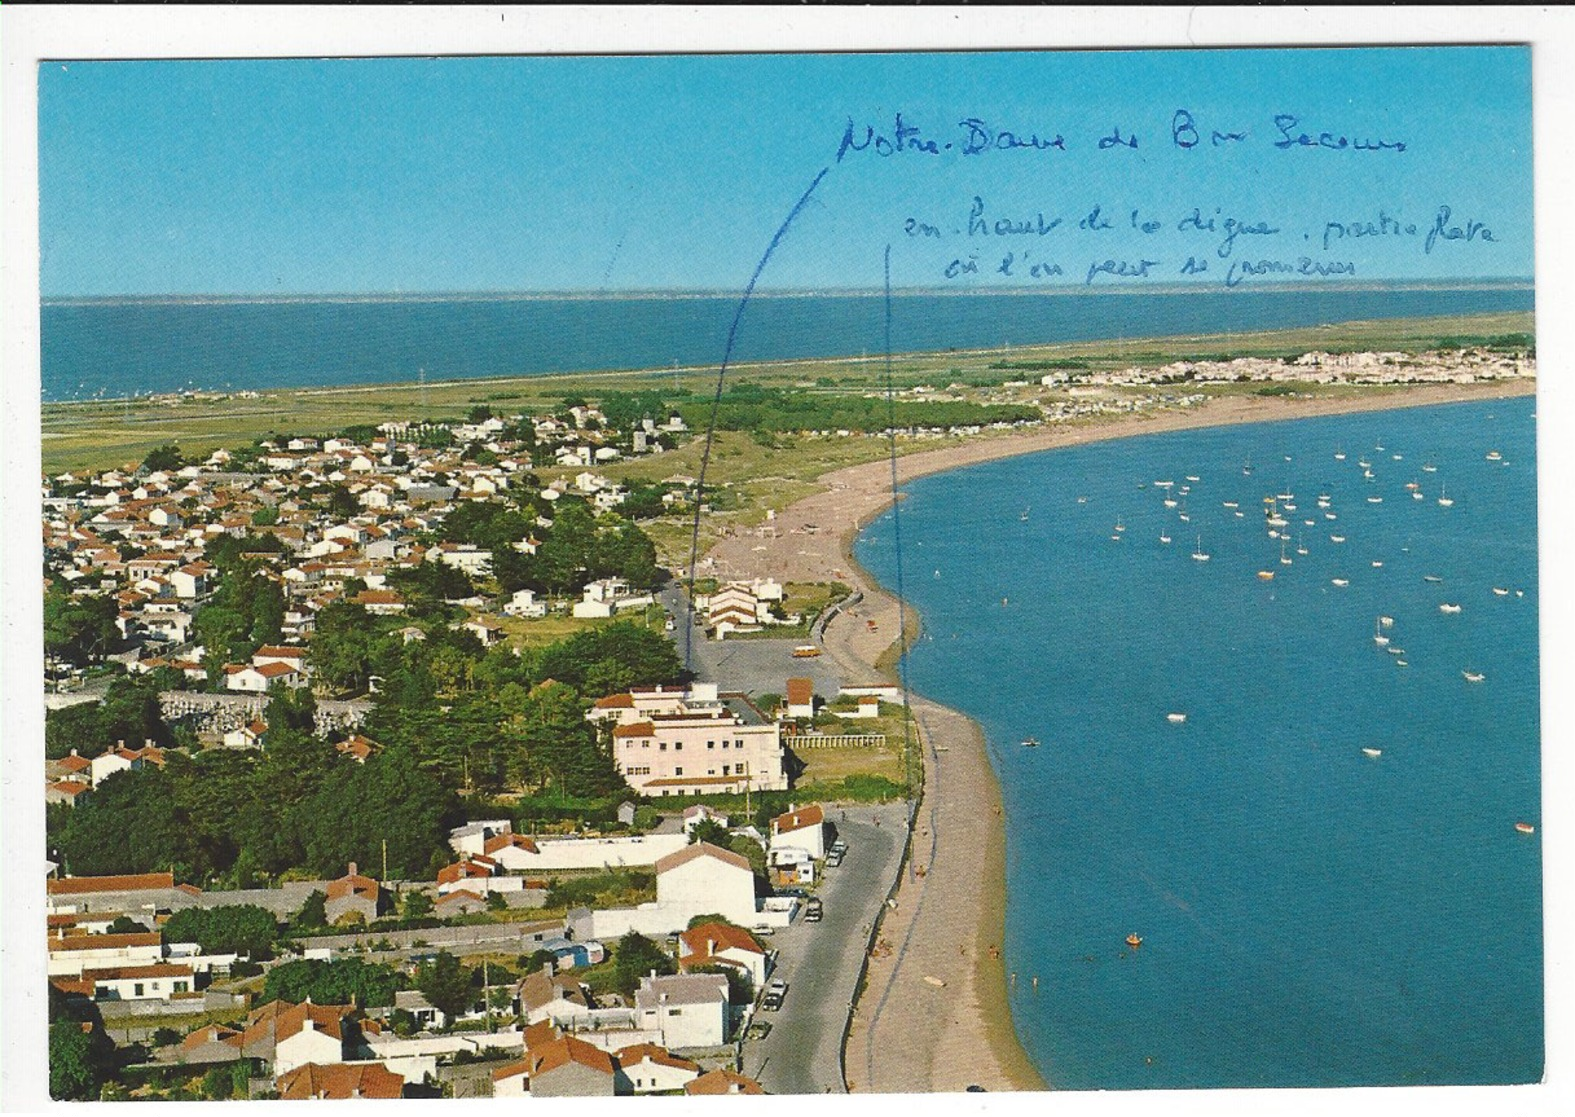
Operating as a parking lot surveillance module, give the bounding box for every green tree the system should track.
[106,915,149,934]
[415,951,475,1025]
[402,890,435,920]
[142,443,184,472]
[294,890,328,932]
[44,588,121,665]
[263,958,406,1007]
[202,1064,236,1100]
[688,819,732,847]
[162,906,279,959]
[612,932,676,997]
[49,1020,100,1100]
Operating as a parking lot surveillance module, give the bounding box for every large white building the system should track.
[589,684,788,797]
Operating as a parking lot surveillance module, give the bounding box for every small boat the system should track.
[1439,603,1462,614]
[1515,821,1536,835]
[1411,491,1424,501]
[1021,737,1040,749]
[1163,498,1178,509]
[1371,560,1384,568]
[1159,533,1172,544]
[1126,933,1143,948]
[1492,587,1510,596]
[1379,616,1394,628]
[1486,450,1502,462]
[1268,530,1281,539]
[1438,485,1454,508]
[1276,491,1294,502]
[1331,578,1349,587]
[1422,462,1438,473]
[1358,458,1372,469]
[1020,507,1030,522]
[1463,670,1486,683]
[1296,539,1309,556]
[1367,496,1383,504]
[1331,534,1346,543]
[1392,453,1404,461]
[1396,659,1409,667]
[1362,748,1382,758]
[1374,619,1391,647]
[1334,450,1346,462]
[1268,514,1288,527]
[1386,646,1404,656]
[1258,570,1275,581]
[1424,575,1443,583]
[1191,536,1209,561]
[1235,511,1245,518]
[1375,443,1386,452]
[1516,590,1524,597]
[1280,540,1293,566]
[1167,712,1187,724]
[1186,475,1200,483]
[1222,501,1238,509]
[1077,496,1087,504]
[1304,519,1317,527]
[1405,481,1421,491]
[1115,519,1125,533]
[1178,513,1191,522]
[1325,512,1337,520]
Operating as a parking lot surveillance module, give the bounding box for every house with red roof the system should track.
[614,1043,701,1094]
[677,921,771,986]
[324,863,381,925]
[769,802,827,860]
[685,1068,766,1095]
[526,1034,617,1097]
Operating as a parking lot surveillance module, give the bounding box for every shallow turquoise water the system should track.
[856,397,1542,1088]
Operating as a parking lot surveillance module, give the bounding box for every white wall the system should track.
[492,834,688,873]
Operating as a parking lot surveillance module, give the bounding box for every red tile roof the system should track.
[46,872,175,895]
[785,677,814,705]
[276,1061,403,1100]
[613,721,656,739]
[685,1069,765,1095]
[679,922,765,958]
[614,1042,701,1072]
[527,1034,615,1079]
[773,803,824,834]
[594,693,635,709]
[47,932,162,953]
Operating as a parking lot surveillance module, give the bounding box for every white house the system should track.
[769,803,827,860]
[503,588,547,619]
[592,685,788,798]
[784,677,816,719]
[634,973,729,1050]
[653,843,757,928]
[614,1044,701,1094]
[677,922,770,987]
[82,962,196,1002]
[90,746,144,787]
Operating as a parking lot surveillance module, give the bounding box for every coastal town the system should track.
[38,339,1535,1100]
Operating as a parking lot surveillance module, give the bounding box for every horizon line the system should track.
[41,278,1536,305]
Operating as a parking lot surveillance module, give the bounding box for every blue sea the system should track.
[40,285,1531,402]
[856,397,1542,1089]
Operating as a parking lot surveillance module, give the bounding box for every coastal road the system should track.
[743,803,906,1095]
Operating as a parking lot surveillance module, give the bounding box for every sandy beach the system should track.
[706,379,1534,1093]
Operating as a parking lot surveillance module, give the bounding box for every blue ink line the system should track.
[684,165,832,672]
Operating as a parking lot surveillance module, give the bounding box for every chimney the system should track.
[347,862,357,877]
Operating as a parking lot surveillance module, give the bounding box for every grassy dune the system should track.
[40,310,1531,475]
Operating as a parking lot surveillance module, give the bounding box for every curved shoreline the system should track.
[705,380,1534,1093]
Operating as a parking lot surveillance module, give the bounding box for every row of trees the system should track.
[674,382,1041,434]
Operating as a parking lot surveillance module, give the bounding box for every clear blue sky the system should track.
[38,48,1532,296]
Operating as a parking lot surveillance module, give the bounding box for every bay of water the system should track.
[856,397,1541,1089]
[41,286,1531,401]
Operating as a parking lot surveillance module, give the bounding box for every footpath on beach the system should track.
[703,381,1534,1092]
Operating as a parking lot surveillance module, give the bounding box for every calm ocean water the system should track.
[41,286,1532,401]
[857,397,1541,1089]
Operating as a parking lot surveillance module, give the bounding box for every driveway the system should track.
[742,802,907,1095]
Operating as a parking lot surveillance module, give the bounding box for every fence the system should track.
[786,734,886,749]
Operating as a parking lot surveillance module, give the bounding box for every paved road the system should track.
[743,803,906,1095]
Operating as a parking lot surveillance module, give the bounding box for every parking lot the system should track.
[741,801,908,1095]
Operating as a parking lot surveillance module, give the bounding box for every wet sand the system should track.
[706,380,1534,1093]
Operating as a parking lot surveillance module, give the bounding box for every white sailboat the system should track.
[1438,484,1454,508]
[1374,618,1391,647]
[1439,603,1462,614]
[1191,535,1210,562]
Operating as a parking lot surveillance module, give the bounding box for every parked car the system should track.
[826,849,844,868]
[804,899,823,923]
[763,978,788,1008]
[831,839,848,854]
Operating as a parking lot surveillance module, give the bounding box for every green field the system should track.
[39,310,1531,476]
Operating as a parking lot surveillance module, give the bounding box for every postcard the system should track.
[3,8,1569,1113]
